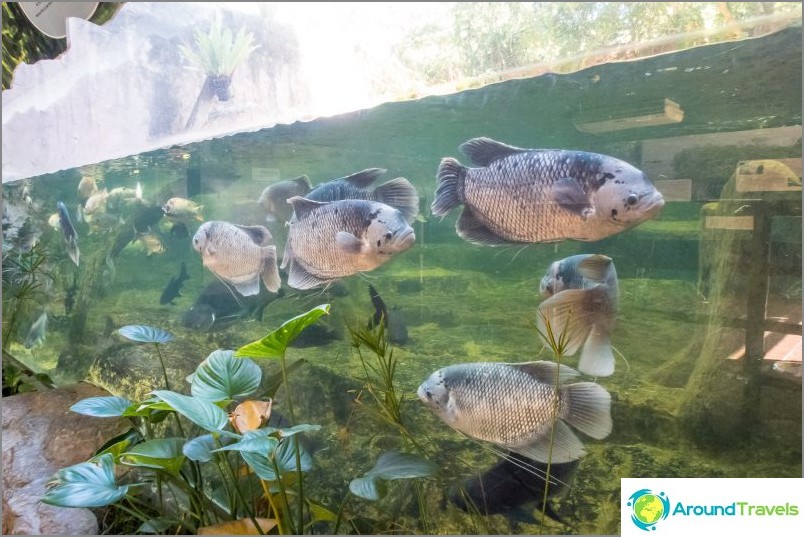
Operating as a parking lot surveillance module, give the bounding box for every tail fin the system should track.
[374,177,420,224]
[577,326,615,377]
[431,158,466,217]
[562,381,612,440]
[261,245,282,293]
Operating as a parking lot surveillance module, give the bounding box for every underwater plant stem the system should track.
[271,455,296,534]
[153,343,172,392]
[211,456,235,522]
[260,480,287,535]
[332,494,349,534]
[116,499,151,523]
[214,441,265,535]
[414,481,430,534]
[538,316,565,534]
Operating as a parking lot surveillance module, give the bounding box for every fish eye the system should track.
[384,232,392,240]
[626,194,638,206]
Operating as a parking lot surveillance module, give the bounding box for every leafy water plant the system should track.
[43,305,331,535]
[349,450,436,501]
[1,242,52,351]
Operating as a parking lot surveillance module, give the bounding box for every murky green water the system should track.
[3,26,801,535]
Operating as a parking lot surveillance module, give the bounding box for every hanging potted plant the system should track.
[179,16,259,128]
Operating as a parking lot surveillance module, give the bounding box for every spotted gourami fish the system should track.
[418,361,612,463]
[538,254,619,377]
[306,168,420,224]
[163,197,204,222]
[431,137,664,245]
[281,197,415,290]
[193,221,281,296]
[56,201,80,266]
[257,175,313,223]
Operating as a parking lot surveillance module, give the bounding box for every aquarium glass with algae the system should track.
[2,3,802,535]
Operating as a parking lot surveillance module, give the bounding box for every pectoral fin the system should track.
[553,178,594,218]
[336,231,364,254]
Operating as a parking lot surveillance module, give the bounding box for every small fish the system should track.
[282,197,415,290]
[418,361,612,463]
[24,312,48,349]
[538,254,619,377]
[431,137,664,245]
[84,188,109,215]
[160,262,190,305]
[163,197,204,222]
[47,213,61,231]
[192,221,280,296]
[107,185,143,209]
[22,183,33,207]
[450,453,579,527]
[257,175,313,223]
[77,176,98,201]
[306,168,420,224]
[56,201,80,266]
[367,284,408,345]
[137,231,166,256]
[181,280,282,332]
[170,222,190,238]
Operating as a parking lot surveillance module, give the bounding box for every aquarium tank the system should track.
[2,2,801,535]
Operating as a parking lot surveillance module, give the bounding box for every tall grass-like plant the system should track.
[2,243,52,351]
[43,305,330,535]
[179,17,259,79]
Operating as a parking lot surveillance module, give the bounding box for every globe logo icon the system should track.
[627,489,670,531]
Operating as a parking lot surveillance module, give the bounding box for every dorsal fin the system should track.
[287,196,328,219]
[509,361,580,384]
[234,224,273,246]
[459,137,528,166]
[577,254,614,283]
[341,168,387,188]
[293,175,313,189]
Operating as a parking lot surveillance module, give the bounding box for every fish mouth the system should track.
[396,228,416,249]
[416,383,430,403]
[641,191,665,216]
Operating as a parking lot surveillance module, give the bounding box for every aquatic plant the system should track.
[1,242,52,351]
[178,16,258,88]
[43,306,332,535]
[349,450,436,501]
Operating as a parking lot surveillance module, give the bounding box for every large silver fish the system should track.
[192,221,281,297]
[418,361,611,463]
[538,254,619,377]
[306,168,420,224]
[431,137,664,245]
[257,175,312,223]
[281,197,416,290]
[56,201,80,266]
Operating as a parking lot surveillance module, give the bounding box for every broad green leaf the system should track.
[151,390,229,433]
[139,517,181,534]
[348,451,435,501]
[213,433,279,455]
[235,304,330,359]
[276,423,321,438]
[365,451,436,480]
[307,500,338,523]
[71,396,133,417]
[118,325,174,344]
[240,436,310,482]
[183,434,217,462]
[94,428,143,459]
[42,453,128,508]
[191,350,261,402]
[120,438,186,476]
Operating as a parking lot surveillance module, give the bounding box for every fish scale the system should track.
[464,151,602,243]
[455,363,568,446]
